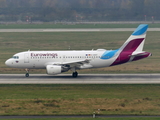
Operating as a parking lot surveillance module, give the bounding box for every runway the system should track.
[0,74,160,84]
[0,28,160,32]
[0,115,160,119]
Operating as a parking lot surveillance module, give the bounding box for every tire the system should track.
[25,73,29,77]
[72,72,78,78]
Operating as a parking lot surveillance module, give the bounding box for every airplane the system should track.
[5,24,151,77]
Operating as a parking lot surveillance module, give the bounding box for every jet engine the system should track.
[46,65,70,75]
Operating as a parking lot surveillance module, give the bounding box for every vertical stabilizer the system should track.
[111,24,151,66]
[119,24,148,53]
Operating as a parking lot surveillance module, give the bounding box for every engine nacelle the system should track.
[46,65,62,75]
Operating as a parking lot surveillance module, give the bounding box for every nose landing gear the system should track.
[25,69,29,77]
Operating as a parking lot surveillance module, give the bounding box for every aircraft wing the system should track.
[62,59,90,68]
[45,59,91,68]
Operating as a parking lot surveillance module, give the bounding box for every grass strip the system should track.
[2,117,160,120]
[0,84,160,115]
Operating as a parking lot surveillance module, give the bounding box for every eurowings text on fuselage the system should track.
[5,24,151,77]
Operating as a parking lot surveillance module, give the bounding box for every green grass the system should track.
[0,84,159,99]
[0,84,160,115]
[0,31,159,74]
[0,23,160,29]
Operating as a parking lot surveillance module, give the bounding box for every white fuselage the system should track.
[5,49,118,70]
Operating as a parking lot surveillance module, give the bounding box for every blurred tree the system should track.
[0,0,6,8]
[0,0,160,21]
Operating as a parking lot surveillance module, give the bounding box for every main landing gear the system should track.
[72,71,78,78]
[25,68,29,77]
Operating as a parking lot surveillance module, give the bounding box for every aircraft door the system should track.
[24,53,29,63]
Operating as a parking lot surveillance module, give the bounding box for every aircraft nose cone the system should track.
[5,59,11,66]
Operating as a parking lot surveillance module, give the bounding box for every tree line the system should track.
[0,0,159,22]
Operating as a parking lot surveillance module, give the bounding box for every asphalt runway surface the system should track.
[0,74,160,84]
[0,28,160,32]
[1,115,160,119]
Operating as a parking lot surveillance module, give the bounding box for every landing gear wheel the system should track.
[72,71,78,78]
[25,68,29,77]
[25,73,29,77]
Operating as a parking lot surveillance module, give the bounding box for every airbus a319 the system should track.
[5,24,151,77]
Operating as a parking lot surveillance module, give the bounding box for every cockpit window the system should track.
[12,56,19,59]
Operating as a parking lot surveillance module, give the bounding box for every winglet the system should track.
[132,24,148,36]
